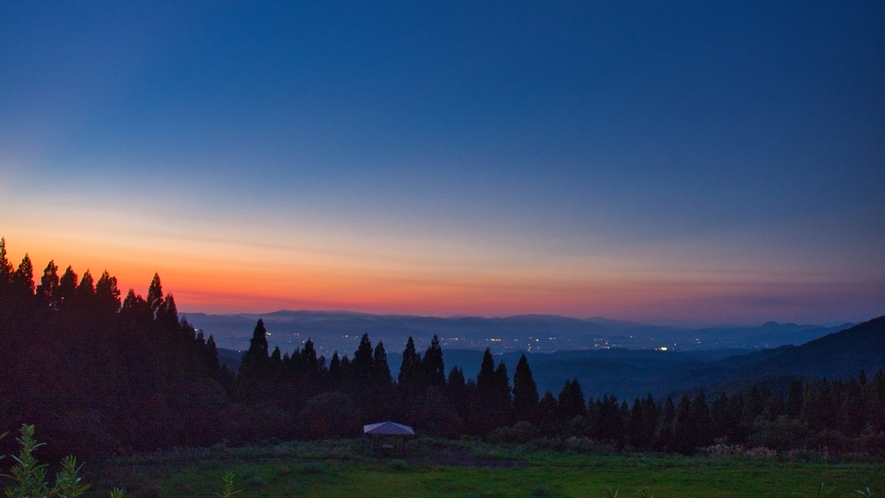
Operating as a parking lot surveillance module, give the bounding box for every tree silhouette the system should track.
[398,337,423,397]
[94,271,121,315]
[512,354,540,424]
[0,237,11,284]
[12,254,34,296]
[423,335,446,389]
[147,273,163,317]
[36,260,59,309]
[57,266,77,310]
[239,319,270,380]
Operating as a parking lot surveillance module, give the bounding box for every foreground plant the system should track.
[215,472,240,498]
[1,424,125,498]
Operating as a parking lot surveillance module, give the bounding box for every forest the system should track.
[1,239,884,460]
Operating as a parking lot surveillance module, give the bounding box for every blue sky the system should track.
[1,1,883,325]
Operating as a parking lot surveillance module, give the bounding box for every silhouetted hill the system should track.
[673,316,885,397]
[748,315,885,379]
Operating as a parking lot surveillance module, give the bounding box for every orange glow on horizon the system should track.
[2,219,880,325]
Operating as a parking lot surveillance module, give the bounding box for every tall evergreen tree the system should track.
[423,335,446,389]
[493,360,513,426]
[239,319,271,379]
[512,354,540,424]
[329,351,342,385]
[595,395,622,443]
[672,394,694,453]
[57,266,78,309]
[558,378,587,422]
[156,294,180,334]
[352,333,374,383]
[12,254,34,296]
[0,237,11,284]
[75,270,95,308]
[628,397,648,449]
[95,271,121,314]
[476,348,496,392]
[446,366,469,421]
[690,391,712,448]
[653,396,676,451]
[36,260,59,308]
[204,334,221,378]
[371,341,393,385]
[147,273,163,316]
[300,338,320,379]
[398,337,423,395]
[472,348,501,432]
[539,390,559,428]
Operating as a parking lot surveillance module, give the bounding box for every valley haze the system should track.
[184,309,850,355]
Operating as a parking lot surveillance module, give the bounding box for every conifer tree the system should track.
[398,337,423,395]
[270,346,282,372]
[690,391,712,448]
[147,273,163,316]
[371,342,392,385]
[476,348,496,391]
[595,394,622,443]
[94,271,121,314]
[156,294,179,333]
[423,335,446,389]
[204,335,221,378]
[558,378,587,422]
[239,319,270,379]
[539,390,558,428]
[352,333,374,383]
[57,266,78,309]
[672,394,693,453]
[0,237,11,285]
[493,360,513,426]
[628,398,647,449]
[36,260,59,308]
[653,395,676,451]
[446,366,469,421]
[512,354,540,424]
[75,270,95,309]
[120,289,151,330]
[329,351,342,385]
[12,254,34,296]
[471,348,501,432]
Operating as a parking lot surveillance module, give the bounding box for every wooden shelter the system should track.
[363,421,415,455]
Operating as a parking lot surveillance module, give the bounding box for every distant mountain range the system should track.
[184,309,852,356]
[214,316,884,402]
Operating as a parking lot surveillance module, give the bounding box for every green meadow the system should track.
[84,439,884,498]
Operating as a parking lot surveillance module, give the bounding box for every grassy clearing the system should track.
[83,439,884,498]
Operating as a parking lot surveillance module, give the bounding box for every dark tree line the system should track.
[1,239,884,458]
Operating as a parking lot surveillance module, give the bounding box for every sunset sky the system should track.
[1,2,883,325]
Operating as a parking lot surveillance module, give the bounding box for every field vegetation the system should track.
[82,438,883,498]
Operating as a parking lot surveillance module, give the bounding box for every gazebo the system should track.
[363,421,415,455]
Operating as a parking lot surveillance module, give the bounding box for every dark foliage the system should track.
[1,239,883,457]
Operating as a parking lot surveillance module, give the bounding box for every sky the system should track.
[1,1,883,326]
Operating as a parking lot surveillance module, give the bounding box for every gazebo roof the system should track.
[363,420,415,436]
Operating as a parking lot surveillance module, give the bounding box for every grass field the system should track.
[83,439,884,498]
